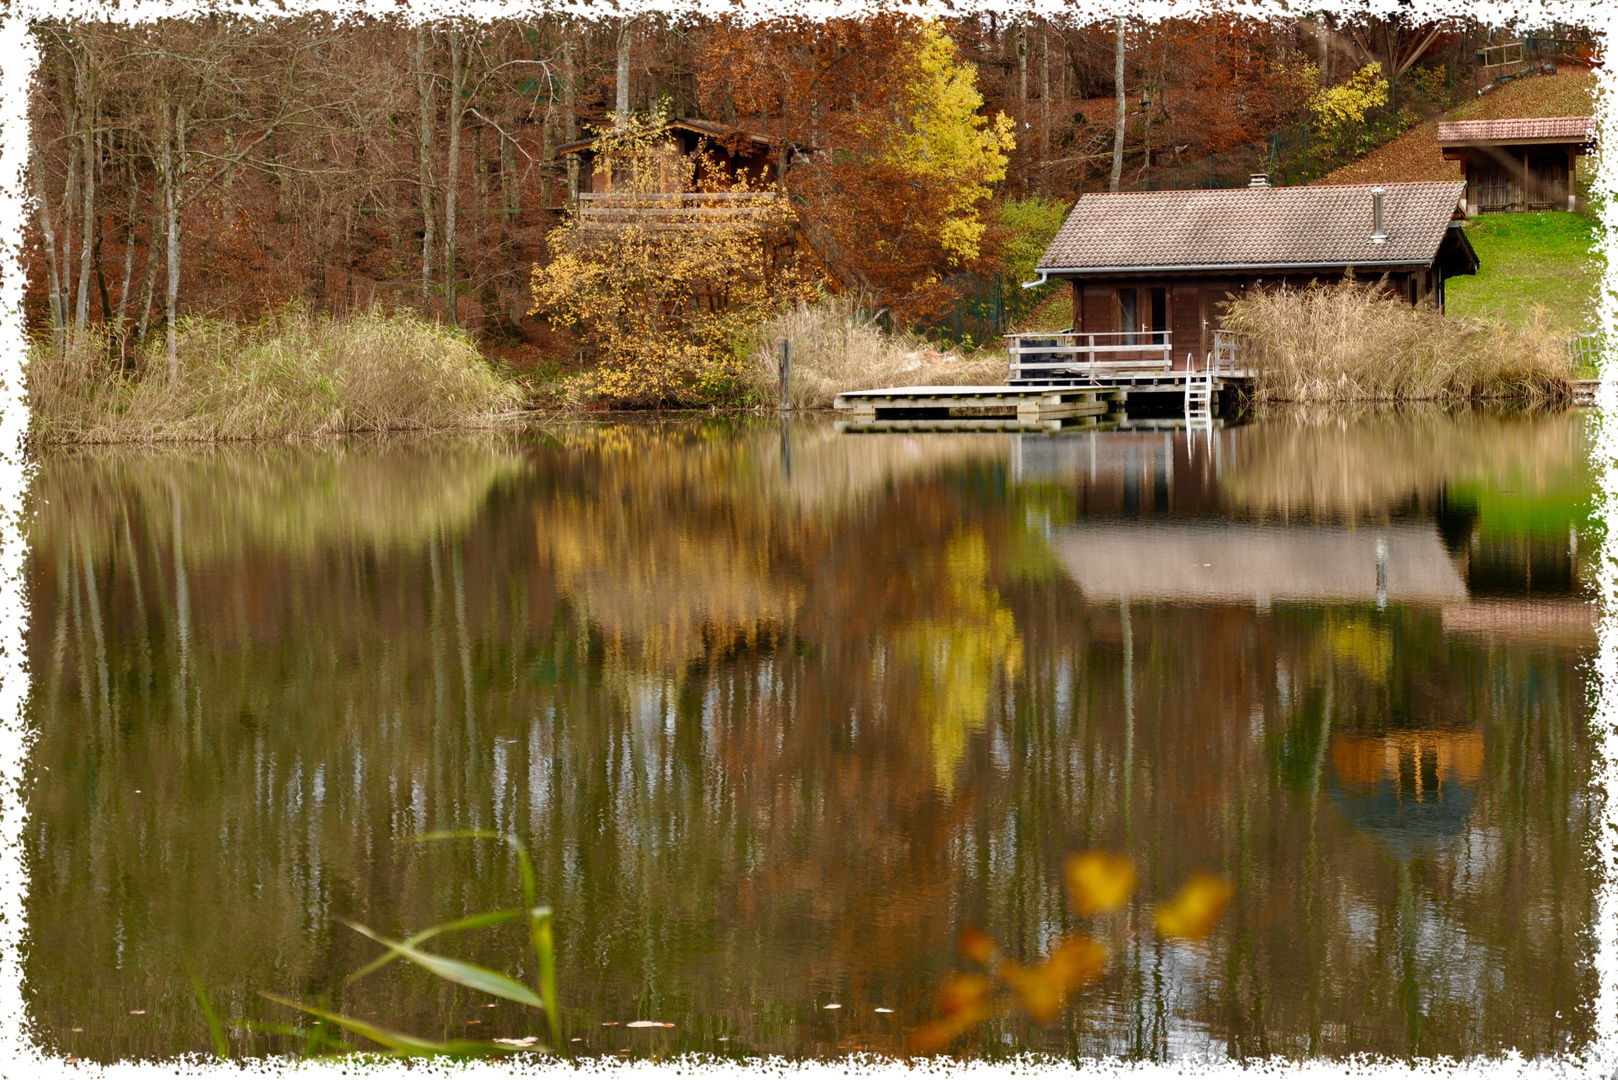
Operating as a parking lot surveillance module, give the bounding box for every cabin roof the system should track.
[1435,115,1594,146]
[557,117,775,157]
[1037,181,1468,275]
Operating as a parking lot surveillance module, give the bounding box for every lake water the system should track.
[25,410,1599,1063]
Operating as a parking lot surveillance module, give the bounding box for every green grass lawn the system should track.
[1446,212,1602,337]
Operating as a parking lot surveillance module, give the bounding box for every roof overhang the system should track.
[1036,260,1439,277]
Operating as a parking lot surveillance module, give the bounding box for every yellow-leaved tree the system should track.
[882,23,1017,269]
[1310,63,1389,157]
[530,112,812,407]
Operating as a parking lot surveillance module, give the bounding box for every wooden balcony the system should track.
[574,191,785,232]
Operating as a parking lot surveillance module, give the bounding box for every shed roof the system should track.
[1037,181,1467,274]
[557,117,775,156]
[1435,116,1594,145]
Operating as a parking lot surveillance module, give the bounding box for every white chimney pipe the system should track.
[1371,188,1387,243]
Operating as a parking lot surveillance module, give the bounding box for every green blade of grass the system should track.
[528,905,560,1050]
[338,919,544,1007]
[186,970,230,1060]
[259,993,522,1057]
[345,908,522,984]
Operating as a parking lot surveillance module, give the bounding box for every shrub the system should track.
[1221,276,1573,402]
[749,295,1006,408]
[26,306,523,445]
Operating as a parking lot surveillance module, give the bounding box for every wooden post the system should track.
[778,338,791,411]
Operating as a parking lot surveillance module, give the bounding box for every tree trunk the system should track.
[1040,21,1051,176]
[115,155,138,332]
[75,105,97,330]
[163,101,185,380]
[1110,17,1126,193]
[29,140,65,332]
[615,19,632,127]
[416,27,437,314]
[135,200,161,349]
[444,29,464,327]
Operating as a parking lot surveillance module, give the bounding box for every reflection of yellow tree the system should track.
[893,530,1023,794]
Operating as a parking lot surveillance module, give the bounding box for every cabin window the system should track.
[1149,287,1168,345]
[1117,288,1138,345]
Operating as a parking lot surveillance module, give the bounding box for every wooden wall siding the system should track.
[1462,145,1577,212]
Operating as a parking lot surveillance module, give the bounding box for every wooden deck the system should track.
[833,385,1122,432]
[831,331,1255,431]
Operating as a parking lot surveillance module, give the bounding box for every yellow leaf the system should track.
[935,971,994,1018]
[907,972,994,1054]
[997,935,1107,1024]
[1154,872,1234,941]
[958,926,996,965]
[1065,851,1137,916]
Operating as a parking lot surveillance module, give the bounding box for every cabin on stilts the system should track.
[1012,179,1479,381]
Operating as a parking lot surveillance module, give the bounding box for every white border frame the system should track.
[0,1,1611,1077]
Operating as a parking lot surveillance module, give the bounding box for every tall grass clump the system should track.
[1222,277,1573,402]
[749,295,1007,408]
[27,306,524,446]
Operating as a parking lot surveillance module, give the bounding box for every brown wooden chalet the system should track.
[1030,180,1479,368]
[557,116,787,197]
[1436,117,1595,214]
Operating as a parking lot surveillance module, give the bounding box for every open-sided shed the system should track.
[1435,116,1595,214]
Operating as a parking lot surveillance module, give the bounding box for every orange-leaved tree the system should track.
[699,17,1014,323]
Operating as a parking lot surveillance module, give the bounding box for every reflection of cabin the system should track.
[1031,182,1479,368]
[1436,117,1595,215]
[557,116,785,197]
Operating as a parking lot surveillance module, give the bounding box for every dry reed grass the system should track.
[1222,277,1574,402]
[748,296,1006,408]
[27,307,525,446]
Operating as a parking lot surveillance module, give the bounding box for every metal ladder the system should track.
[1184,353,1215,424]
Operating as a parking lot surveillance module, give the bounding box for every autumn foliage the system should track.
[529,116,812,406]
[698,19,1013,321]
[909,851,1232,1054]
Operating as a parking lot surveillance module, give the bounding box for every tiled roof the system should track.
[558,117,774,155]
[1037,181,1466,273]
[1435,116,1594,144]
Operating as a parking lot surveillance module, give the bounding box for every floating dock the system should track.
[833,384,1123,433]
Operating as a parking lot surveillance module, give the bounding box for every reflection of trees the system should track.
[25,425,1595,1064]
[1221,409,1592,527]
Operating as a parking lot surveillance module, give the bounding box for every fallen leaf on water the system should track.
[823,1003,842,1010]
[997,935,1108,1023]
[874,1008,894,1014]
[626,1021,675,1028]
[129,1010,146,1016]
[907,973,994,1054]
[1066,851,1137,916]
[1155,872,1234,941]
[492,1036,539,1048]
[957,925,996,965]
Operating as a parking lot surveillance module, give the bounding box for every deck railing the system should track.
[1565,331,1604,370]
[1212,329,1244,373]
[575,191,784,231]
[1005,331,1174,380]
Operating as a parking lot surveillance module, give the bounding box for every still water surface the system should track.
[26,410,1599,1062]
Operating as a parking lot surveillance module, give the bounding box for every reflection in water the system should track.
[25,411,1596,1063]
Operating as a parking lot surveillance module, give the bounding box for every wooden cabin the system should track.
[1436,117,1594,214]
[1028,180,1479,370]
[557,116,785,198]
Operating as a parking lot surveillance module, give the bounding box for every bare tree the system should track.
[1110,17,1126,192]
